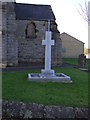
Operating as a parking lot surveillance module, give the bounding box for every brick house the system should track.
[61,32,84,58]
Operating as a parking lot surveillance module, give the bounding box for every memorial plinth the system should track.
[28,30,72,83]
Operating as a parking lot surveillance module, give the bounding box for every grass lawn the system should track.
[2,68,88,107]
[63,58,90,69]
[63,58,78,65]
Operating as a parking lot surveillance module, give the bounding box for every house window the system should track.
[26,22,36,38]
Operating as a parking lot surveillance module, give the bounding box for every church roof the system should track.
[15,3,56,21]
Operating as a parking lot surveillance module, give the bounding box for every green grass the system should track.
[2,68,88,107]
[63,58,78,65]
[63,58,90,69]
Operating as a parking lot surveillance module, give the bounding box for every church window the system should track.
[26,22,36,38]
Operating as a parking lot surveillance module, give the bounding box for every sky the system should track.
[16,0,89,48]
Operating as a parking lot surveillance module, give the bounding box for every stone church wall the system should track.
[1,2,8,67]
[1,2,62,67]
[2,2,18,67]
[16,20,46,65]
[0,2,2,68]
[16,20,62,66]
[7,2,18,66]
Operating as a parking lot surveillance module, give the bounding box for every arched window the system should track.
[26,22,36,38]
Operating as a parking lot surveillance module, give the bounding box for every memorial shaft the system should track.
[42,31,54,71]
[45,31,51,70]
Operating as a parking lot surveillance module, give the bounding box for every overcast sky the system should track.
[16,0,89,48]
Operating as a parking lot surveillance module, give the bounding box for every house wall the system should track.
[1,2,62,67]
[61,33,84,58]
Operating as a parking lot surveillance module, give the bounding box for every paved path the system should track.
[1,63,89,73]
[1,63,71,72]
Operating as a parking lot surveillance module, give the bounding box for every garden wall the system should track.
[2,100,88,119]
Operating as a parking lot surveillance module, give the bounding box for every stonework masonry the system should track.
[1,2,62,67]
[7,2,18,66]
[2,2,18,67]
[2,100,88,119]
[0,1,2,68]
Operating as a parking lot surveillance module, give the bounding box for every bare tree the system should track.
[77,0,90,25]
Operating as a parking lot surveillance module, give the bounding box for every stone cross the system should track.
[42,31,54,71]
